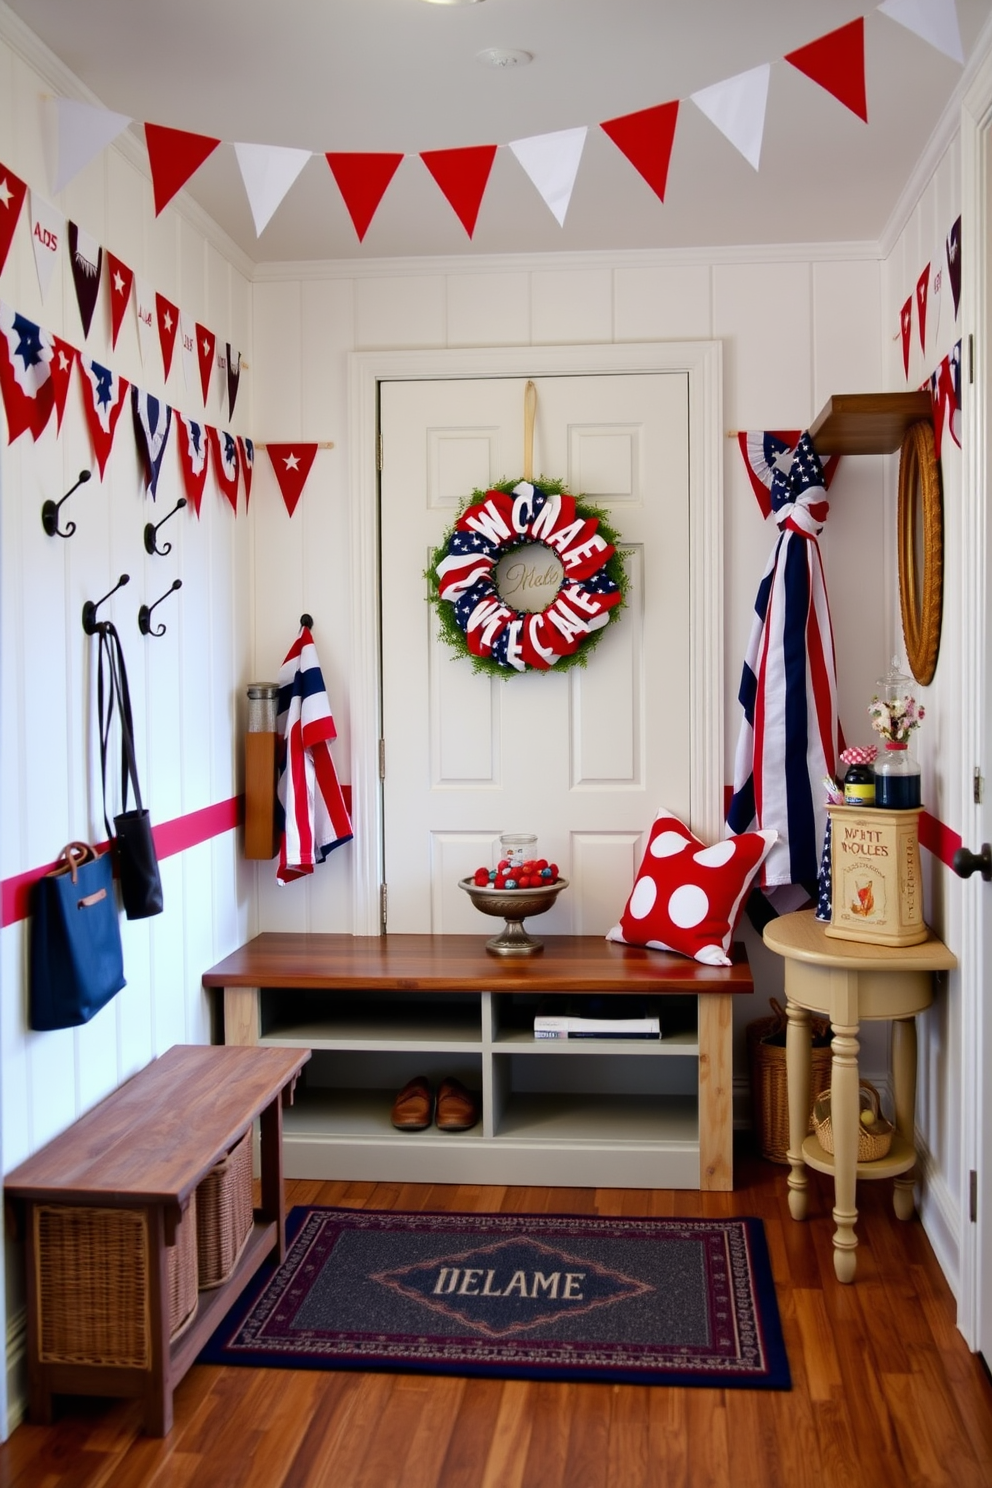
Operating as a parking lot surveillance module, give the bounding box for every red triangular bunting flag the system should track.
[50,334,77,433]
[0,302,54,443]
[106,252,134,349]
[144,122,221,216]
[600,101,680,203]
[266,442,318,516]
[78,356,129,477]
[900,296,913,378]
[239,436,254,507]
[0,163,28,275]
[155,292,180,379]
[916,264,930,354]
[785,19,868,123]
[208,424,239,512]
[195,322,216,406]
[325,153,404,241]
[176,412,209,517]
[420,145,498,237]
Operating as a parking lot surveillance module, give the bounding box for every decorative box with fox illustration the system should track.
[825,805,927,948]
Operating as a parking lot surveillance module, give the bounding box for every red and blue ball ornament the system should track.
[428,478,629,677]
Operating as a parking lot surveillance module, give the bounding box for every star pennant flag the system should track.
[68,221,102,338]
[79,356,129,477]
[107,252,134,349]
[266,442,318,516]
[0,301,54,443]
[601,103,678,203]
[144,123,221,216]
[51,99,132,194]
[785,18,868,123]
[239,435,254,507]
[131,387,172,498]
[0,162,28,276]
[916,263,930,353]
[227,344,241,419]
[156,292,180,378]
[49,333,77,433]
[947,215,961,317]
[325,152,404,241]
[195,322,216,407]
[209,425,240,512]
[900,295,913,377]
[234,141,312,236]
[135,277,156,364]
[509,127,588,226]
[176,411,209,516]
[878,0,964,64]
[420,145,498,237]
[930,339,962,458]
[690,65,770,171]
[179,311,197,392]
[29,193,63,300]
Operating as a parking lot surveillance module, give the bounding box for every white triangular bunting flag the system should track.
[878,0,964,63]
[51,99,132,194]
[508,127,587,227]
[234,141,312,236]
[135,276,156,365]
[690,64,770,171]
[179,310,197,391]
[30,192,64,300]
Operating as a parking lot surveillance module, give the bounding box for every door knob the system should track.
[952,843,992,881]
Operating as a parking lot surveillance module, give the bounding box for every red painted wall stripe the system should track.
[919,809,962,870]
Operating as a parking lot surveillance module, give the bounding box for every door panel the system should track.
[379,373,690,935]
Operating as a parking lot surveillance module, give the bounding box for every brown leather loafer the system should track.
[435,1077,478,1132]
[391,1076,433,1131]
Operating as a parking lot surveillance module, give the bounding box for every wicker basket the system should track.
[747,998,833,1164]
[34,1194,198,1369]
[812,1079,894,1161]
[196,1126,254,1290]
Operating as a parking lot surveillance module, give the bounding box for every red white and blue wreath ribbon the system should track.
[435,480,622,672]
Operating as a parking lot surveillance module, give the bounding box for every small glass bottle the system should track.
[840,748,875,807]
[872,661,922,810]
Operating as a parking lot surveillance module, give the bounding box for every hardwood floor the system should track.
[3,1143,991,1488]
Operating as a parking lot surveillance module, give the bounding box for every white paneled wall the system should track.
[0,20,252,1347]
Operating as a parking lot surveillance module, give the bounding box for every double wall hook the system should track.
[42,470,91,539]
[139,579,182,637]
[82,574,130,634]
[144,497,187,556]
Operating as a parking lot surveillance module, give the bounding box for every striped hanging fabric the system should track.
[727,431,843,889]
[276,624,353,884]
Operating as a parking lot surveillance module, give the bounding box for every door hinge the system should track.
[975,768,985,805]
[380,882,387,931]
[970,1168,978,1223]
[376,431,383,471]
[378,738,386,779]
[969,334,975,385]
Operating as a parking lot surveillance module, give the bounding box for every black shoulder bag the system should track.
[97,622,164,920]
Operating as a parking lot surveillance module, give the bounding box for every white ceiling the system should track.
[7,0,992,263]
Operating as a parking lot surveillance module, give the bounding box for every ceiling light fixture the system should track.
[475,48,533,68]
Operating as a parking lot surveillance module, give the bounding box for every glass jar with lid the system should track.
[869,661,923,810]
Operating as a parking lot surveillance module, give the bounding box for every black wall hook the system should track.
[139,579,182,637]
[82,573,130,634]
[300,613,314,629]
[144,497,187,556]
[42,470,91,539]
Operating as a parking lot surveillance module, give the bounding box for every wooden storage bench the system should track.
[4,1043,309,1436]
[202,934,753,1192]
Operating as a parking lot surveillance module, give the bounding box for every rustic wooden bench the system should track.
[203,934,752,1192]
[4,1043,309,1436]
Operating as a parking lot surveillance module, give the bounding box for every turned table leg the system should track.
[892,1015,919,1221]
[785,1001,811,1221]
[829,1020,861,1283]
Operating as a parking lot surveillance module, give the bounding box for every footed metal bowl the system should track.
[458,876,569,956]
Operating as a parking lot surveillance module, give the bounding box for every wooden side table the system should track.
[762,910,956,1283]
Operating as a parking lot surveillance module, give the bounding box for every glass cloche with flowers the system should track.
[868,660,924,809]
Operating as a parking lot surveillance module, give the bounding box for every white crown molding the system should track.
[0,0,256,282]
[254,238,881,283]
[879,9,992,261]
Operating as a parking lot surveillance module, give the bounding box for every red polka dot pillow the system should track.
[606,810,778,966]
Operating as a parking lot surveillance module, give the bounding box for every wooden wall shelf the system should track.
[809,392,933,455]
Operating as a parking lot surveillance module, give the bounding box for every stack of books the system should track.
[533,996,660,1040]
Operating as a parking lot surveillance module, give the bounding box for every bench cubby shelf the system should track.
[203,934,754,1192]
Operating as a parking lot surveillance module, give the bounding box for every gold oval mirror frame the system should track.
[897,419,943,687]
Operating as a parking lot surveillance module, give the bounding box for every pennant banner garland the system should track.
[196,323,216,407]
[690,66,771,172]
[156,293,180,379]
[30,193,63,301]
[79,356,128,477]
[916,264,930,354]
[234,141,312,237]
[135,277,156,365]
[227,344,241,419]
[0,302,54,443]
[176,412,209,517]
[325,153,404,241]
[947,215,961,317]
[420,145,498,238]
[900,296,913,377]
[266,442,317,516]
[68,221,102,339]
[49,333,77,434]
[107,252,134,350]
[144,123,221,217]
[51,99,132,195]
[209,425,240,512]
[132,386,172,498]
[239,435,254,507]
[785,19,868,123]
[0,163,28,275]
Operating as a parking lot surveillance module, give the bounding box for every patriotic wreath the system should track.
[428,478,629,677]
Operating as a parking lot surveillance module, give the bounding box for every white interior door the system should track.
[379,373,691,935]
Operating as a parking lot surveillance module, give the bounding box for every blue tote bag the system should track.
[29,842,126,1031]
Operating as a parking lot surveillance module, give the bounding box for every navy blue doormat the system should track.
[199,1207,790,1389]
